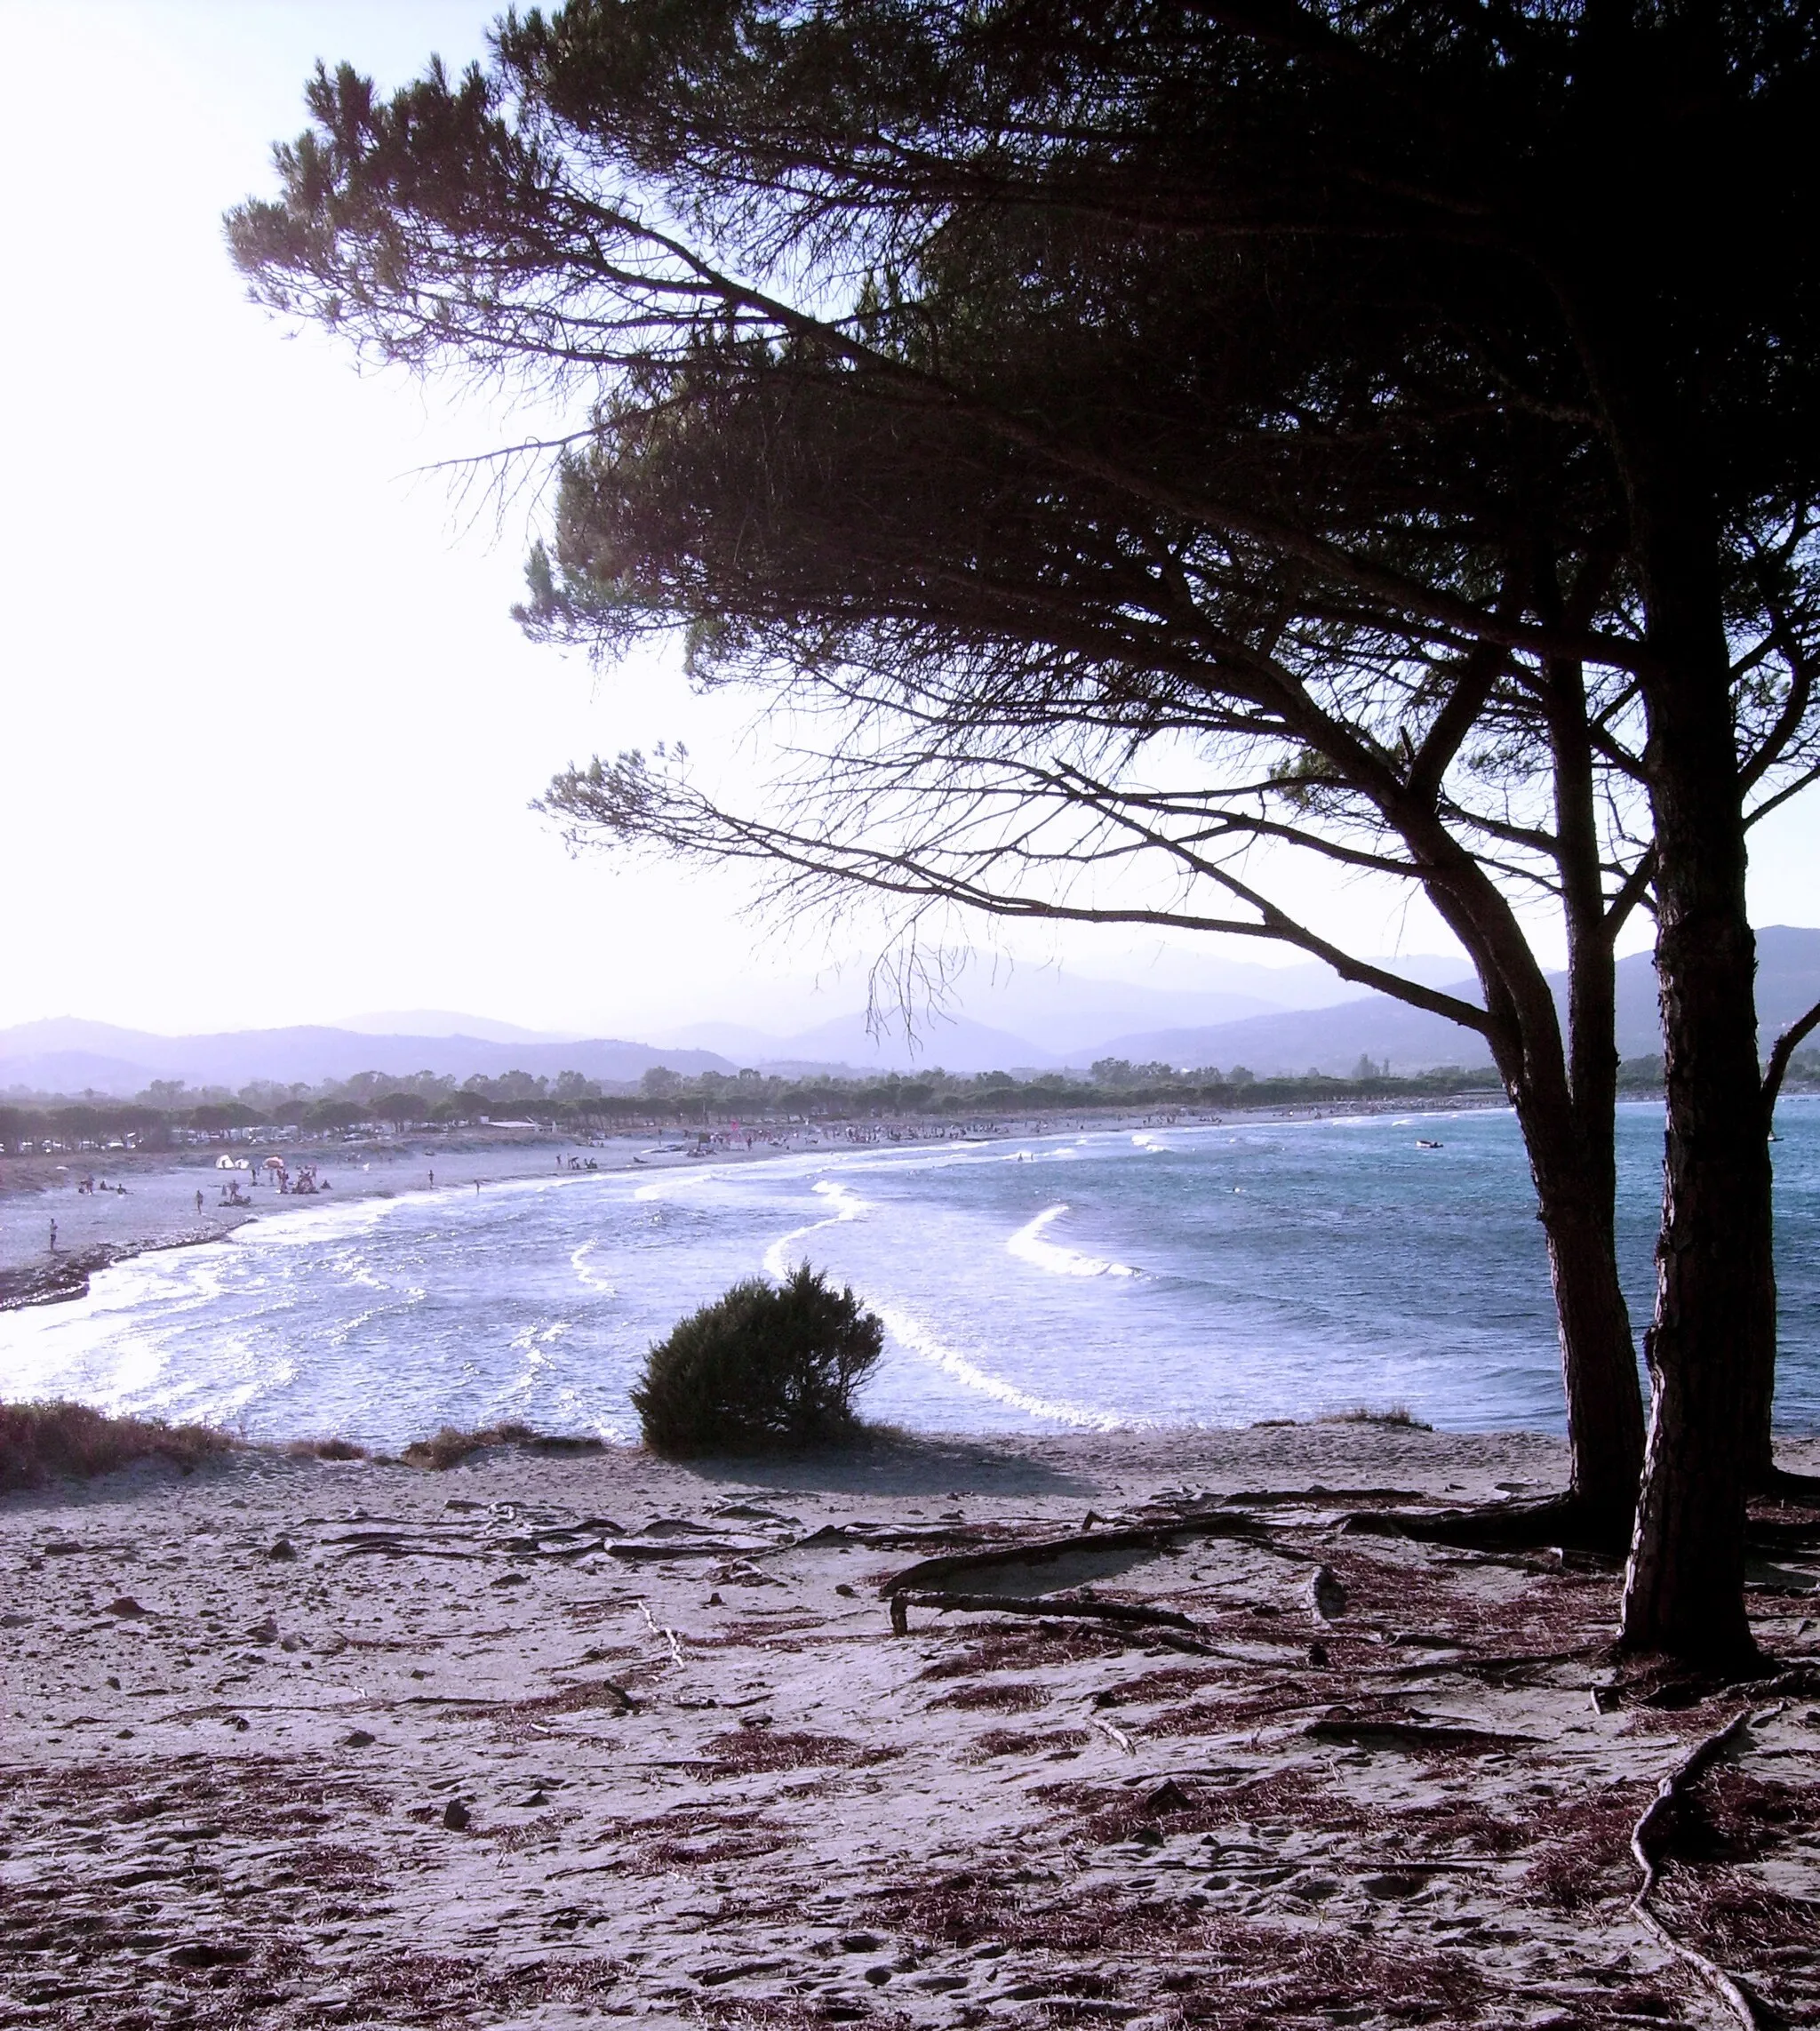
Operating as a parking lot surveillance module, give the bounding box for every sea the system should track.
[4,1098,1816,1448]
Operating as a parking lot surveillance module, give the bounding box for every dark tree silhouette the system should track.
[229,0,1820,1662]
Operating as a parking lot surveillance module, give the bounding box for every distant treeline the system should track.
[4,1049,1810,1154]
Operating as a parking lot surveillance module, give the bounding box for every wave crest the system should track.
[761,1176,868,1279]
[1006,1203,1139,1279]
[874,1303,1125,1429]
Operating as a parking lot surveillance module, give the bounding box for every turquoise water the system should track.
[3,1099,1816,1446]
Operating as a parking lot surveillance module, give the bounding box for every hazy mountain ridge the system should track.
[0,1021,735,1096]
[5,930,1815,1095]
[1097,928,1820,1075]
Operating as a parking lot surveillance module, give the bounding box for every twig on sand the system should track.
[639,1599,684,1667]
[1090,1711,1136,1754]
[1628,1703,1785,2031]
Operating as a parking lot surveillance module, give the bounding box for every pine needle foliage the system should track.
[633,1263,883,1457]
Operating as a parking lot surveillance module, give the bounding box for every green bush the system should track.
[633,1263,884,1457]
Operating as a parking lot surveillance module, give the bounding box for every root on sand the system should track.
[1628,1704,1785,2031]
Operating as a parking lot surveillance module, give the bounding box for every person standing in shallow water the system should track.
[48,1219,56,1252]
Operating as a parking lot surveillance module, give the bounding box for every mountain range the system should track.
[4,928,1816,1096]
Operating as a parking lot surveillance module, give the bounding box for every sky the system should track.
[3,1,1816,1044]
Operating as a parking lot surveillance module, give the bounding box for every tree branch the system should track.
[1763,999,1820,1119]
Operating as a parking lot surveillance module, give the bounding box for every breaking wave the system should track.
[1006,1203,1139,1278]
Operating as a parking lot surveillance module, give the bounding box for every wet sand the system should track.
[4,1425,1818,2028]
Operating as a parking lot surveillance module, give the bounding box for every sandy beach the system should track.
[4,1424,1818,2028]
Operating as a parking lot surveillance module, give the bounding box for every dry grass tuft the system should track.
[1316,1403,1433,1430]
[928,1679,1051,1713]
[1159,1918,1487,2027]
[1520,1790,1646,1908]
[700,1727,892,1776]
[283,1435,368,1460]
[400,1420,537,1468]
[917,1620,1130,1679]
[0,1400,235,1491]
[966,1726,1092,1760]
[396,1421,609,1468]
[1657,1871,1820,1956]
[692,1997,912,2029]
[1037,1765,1385,1846]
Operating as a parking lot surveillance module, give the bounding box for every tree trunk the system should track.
[1393,688,1644,1539]
[1742,1259,1778,1491]
[1543,647,1645,1530]
[1618,502,1772,1667]
[1545,1195,1645,1523]
[1520,1114,1645,1533]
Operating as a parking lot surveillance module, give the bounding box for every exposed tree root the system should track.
[879,1514,1271,1595]
[1755,1466,1820,1510]
[1628,1704,1784,2030]
[1217,1485,1432,1508]
[1305,1715,1538,1753]
[1339,1488,1635,1555]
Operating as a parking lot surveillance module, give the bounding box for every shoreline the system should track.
[4,1424,1817,2028]
[0,1128,845,1314]
[0,1099,1510,1316]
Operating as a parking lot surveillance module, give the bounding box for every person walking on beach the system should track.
[196,1189,204,1217]
[48,1219,57,1252]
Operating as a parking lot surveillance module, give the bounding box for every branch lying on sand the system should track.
[889,1588,1219,1650]
[1629,1704,1785,2031]
[880,1515,1273,1596]
[1305,1716,1539,1753]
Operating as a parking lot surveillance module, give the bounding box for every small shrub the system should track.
[632,1263,883,1458]
[401,1421,536,1470]
[286,1436,369,1461]
[0,1401,235,1491]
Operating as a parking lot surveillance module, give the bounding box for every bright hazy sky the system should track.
[4,2,1815,1041]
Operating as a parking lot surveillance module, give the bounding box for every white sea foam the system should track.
[874,1302,1125,1429]
[506,1320,571,1395]
[761,1177,868,1278]
[570,1240,617,1294]
[1006,1203,1139,1279]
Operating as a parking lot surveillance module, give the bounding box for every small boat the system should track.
[1415,1138,1443,1149]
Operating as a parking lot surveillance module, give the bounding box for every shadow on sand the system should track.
[678,1424,1098,1499]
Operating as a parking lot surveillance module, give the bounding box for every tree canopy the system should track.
[232,0,1820,1663]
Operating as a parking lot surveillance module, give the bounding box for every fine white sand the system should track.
[4,1425,1818,2028]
